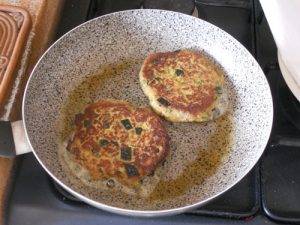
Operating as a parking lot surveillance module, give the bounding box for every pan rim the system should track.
[22,9,274,216]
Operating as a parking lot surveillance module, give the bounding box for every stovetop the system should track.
[5,0,300,224]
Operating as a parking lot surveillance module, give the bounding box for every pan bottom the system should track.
[57,59,234,210]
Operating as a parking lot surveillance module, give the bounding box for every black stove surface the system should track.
[5,0,300,224]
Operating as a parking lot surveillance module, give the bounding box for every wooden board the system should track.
[0,5,32,111]
[0,157,15,225]
[0,0,65,121]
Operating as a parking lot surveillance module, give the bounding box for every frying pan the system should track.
[17,9,273,216]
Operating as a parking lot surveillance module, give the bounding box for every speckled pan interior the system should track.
[23,10,273,215]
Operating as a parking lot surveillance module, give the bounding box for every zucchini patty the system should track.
[66,99,170,187]
[139,50,228,122]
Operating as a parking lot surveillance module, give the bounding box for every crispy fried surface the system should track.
[139,50,227,122]
[66,99,169,187]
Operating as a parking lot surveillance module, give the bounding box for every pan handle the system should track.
[11,120,32,155]
[0,120,32,157]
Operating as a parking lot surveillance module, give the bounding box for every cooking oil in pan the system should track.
[58,59,233,210]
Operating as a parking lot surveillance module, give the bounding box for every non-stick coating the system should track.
[23,10,273,216]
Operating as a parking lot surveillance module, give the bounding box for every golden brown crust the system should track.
[66,99,169,187]
[140,50,226,122]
